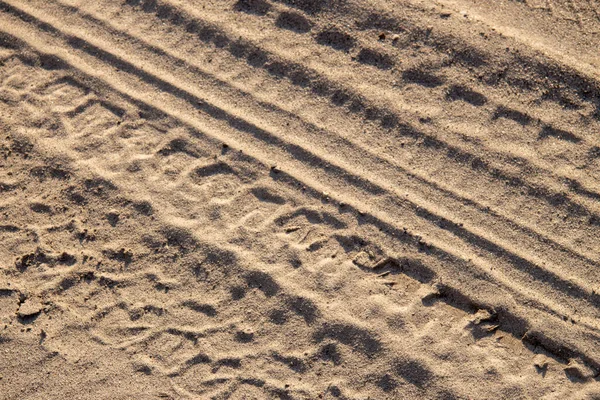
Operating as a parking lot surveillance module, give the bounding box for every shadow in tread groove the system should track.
[539,125,581,143]
[315,28,355,52]
[492,105,533,125]
[356,47,394,70]
[234,0,271,15]
[275,11,312,33]
[402,68,445,88]
[446,85,487,106]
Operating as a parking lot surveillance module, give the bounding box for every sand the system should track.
[1,0,600,398]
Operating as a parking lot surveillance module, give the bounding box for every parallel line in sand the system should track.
[154,0,600,211]
[1,0,598,316]
[0,14,566,316]
[208,0,600,152]
[4,47,592,366]
[60,0,600,219]
[327,0,600,111]
[2,4,600,368]
[18,0,600,301]
[3,3,599,338]
[48,0,600,274]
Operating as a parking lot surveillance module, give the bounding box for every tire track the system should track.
[166,0,600,192]
[3,0,600,376]
[29,0,594,276]
[3,0,600,320]
[26,0,600,299]
[48,0,600,272]
[93,0,600,228]
[2,35,583,400]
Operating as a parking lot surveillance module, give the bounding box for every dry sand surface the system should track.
[1,0,600,398]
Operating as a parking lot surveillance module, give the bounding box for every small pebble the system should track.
[17,300,42,319]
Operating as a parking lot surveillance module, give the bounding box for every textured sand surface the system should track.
[1,0,600,398]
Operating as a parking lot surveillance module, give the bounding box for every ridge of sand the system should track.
[1,0,600,399]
